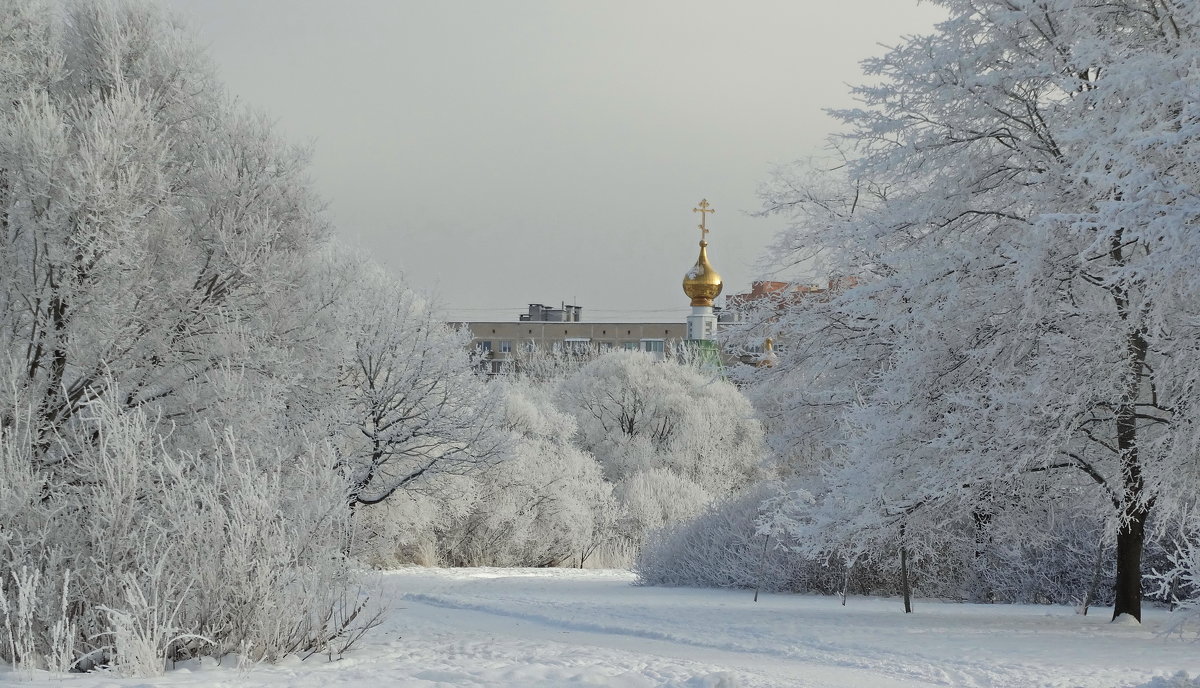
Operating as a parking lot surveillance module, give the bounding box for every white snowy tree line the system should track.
[0,1,765,673]
[638,0,1200,628]
[5,0,1200,677]
[353,349,765,571]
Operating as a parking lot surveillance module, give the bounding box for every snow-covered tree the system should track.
[443,379,616,567]
[557,351,765,545]
[335,265,505,508]
[748,0,1200,620]
[354,379,617,568]
[0,0,336,458]
[0,0,372,671]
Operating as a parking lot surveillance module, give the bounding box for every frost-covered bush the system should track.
[559,352,763,493]
[617,468,712,548]
[557,351,765,547]
[964,505,1112,607]
[1148,523,1200,633]
[636,470,1130,605]
[355,380,617,568]
[351,479,467,568]
[358,352,770,569]
[0,0,381,674]
[636,481,896,596]
[0,392,368,674]
[638,483,800,591]
[767,478,1121,603]
[437,435,613,568]
[446,381,616,567]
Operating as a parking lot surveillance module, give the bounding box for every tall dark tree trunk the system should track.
[1112,384,1148,622]
[1112,504,1147,621]
[1110,356,1149,622]
[1109,235,1151,623]
[899,523,912,613]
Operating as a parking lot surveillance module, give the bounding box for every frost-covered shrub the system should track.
[1148,524,1200,634]
[352,483,463,567]
[437,440,612,568]
[964,506,1112,606]
[449,381,616,567]
[636,472,1131,605]
[617,468,712,548]
[636,482,882,594]
[0,0,380,673]
[558,352,763,495]
[357,353,769,570]
[637,483,798,590]
[1133,674,1200,688]
[557,351,765,548]
[355,380,617,568]
[0,393,369,674]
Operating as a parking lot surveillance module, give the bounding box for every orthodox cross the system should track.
[693,199,715,242]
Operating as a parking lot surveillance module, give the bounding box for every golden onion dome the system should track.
[757,337,777,367]
[683,240,723,307]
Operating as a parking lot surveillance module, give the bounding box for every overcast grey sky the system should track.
[166,1,944,322]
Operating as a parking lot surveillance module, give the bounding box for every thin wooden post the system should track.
[753,534,770,602]
[899,524,912,613]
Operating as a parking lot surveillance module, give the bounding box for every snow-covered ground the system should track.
[4,567,1199,687]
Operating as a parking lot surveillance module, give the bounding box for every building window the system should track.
[499,340,512,353]
[564,338,592,355]
[478,340,492,353]
[622,341,638,351]
[523,340,537,352]
[641,339,664,354]
[599,341,613,350]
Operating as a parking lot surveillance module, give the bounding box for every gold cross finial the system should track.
[693,199,715,242]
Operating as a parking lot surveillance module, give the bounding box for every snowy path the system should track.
[383,568,1196,688]
[5,567,1199,687]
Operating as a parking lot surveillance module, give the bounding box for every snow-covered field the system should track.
[4,567,1198,688]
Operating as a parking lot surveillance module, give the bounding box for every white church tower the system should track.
[682,199,723,342]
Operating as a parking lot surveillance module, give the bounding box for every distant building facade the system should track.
[725,277,860,314]
[456,304,687,374]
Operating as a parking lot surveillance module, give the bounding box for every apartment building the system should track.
[454,304,687,374]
